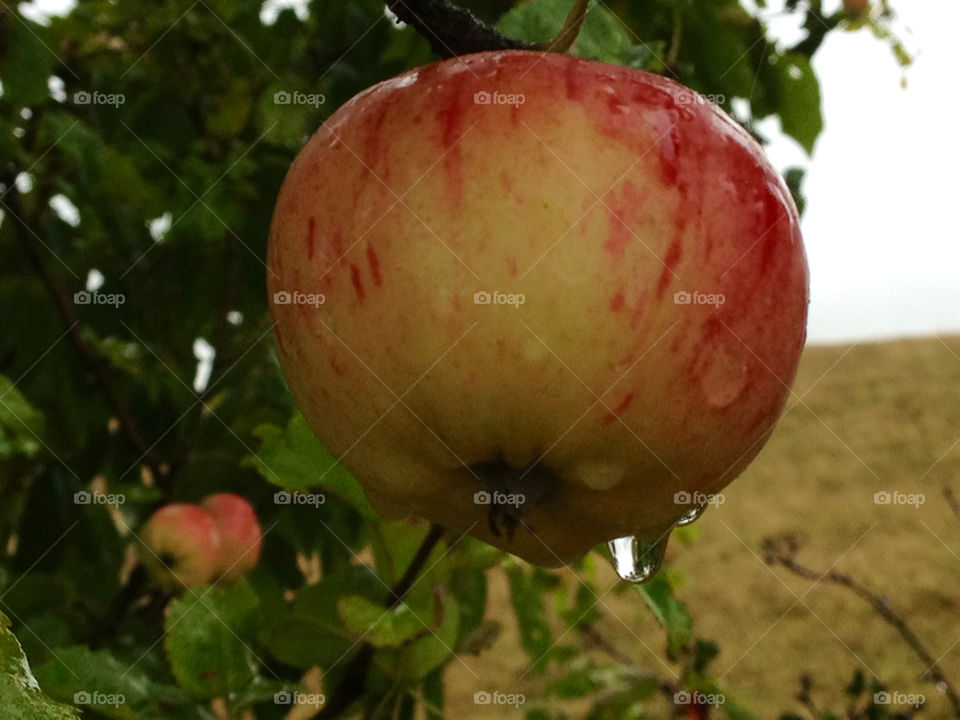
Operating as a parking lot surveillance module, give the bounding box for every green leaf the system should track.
[337,594,428,647]
[2,19,58,106]
[248,413,375,517]
[34,646,185,720]
[506,564,554,673]
[633,573,692,657]
[391,594,460,681]
[164,581,261,700]
[774,53,823,154]
[0,376,45,459]
[0,611,79,719]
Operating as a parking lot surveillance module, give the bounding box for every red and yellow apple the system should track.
[202,493,263,580]
[267,51,808,566]
[142,504,223,588]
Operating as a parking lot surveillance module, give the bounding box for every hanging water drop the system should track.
[607,533,669,583]
[675,502,707,527]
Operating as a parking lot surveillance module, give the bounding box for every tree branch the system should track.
[311,524,446,720]
[762,534,960,717]
[386,0,534,58]
[4,181,165,477]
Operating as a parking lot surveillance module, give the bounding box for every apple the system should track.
[267,51,808,567]
[142,504,222,588]
[201,493,263,580]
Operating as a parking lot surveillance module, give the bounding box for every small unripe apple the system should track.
[268,51,808,566]
[201,493,262,580]
[142,504,222,588]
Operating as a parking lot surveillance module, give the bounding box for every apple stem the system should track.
[310,523,446,720]
[536,0,590,54]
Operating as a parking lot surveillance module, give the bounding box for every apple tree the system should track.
[0,1,923,719]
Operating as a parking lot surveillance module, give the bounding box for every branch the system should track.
[945,487,960,524]
[385,0,534,57]
[311,524,446,720]
[4,182,164,477]
[762,535,960,717]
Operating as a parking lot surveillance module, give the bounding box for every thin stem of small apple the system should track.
[535,0,590,54]
[310,523,446,720]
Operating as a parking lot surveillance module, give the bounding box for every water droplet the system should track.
[675,503,707,526]
[607,533,669,583]
[700,339,748,408]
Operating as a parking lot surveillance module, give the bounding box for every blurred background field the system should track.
[446,335,960,717]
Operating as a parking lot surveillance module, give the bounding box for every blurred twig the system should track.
[3,171,165,479]
[944,487,960,524]
[310,524,446,720]
[762,534,960,717]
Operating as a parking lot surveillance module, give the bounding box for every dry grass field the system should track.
[445,335,960,718]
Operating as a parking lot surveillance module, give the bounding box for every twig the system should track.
[944,487,960,524]
[5,183,164,476]
[310,524,446,720]
[581,621,634,665]
[762,535,960,717]
[536,0,589,54]
[89,563,149,648]
[385,0,534,58]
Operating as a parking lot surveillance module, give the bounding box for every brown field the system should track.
[444,335,960,718]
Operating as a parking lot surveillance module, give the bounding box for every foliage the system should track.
[0,1,915,718]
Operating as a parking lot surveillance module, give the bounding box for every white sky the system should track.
[18,0,960,345]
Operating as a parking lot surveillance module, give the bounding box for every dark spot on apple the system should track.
[350,263,365,302]
[610,291,625,312]
[656,238,682,299]
[366,244,382,287]
[604,392,634,424]
[306,217,316,260]
[470,456,559,540]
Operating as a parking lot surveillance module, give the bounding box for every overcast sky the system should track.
[17,0,960,345]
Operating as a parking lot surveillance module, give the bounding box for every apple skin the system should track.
[267,51,808,566]
[142,504,223,588]
[201,493,263,580]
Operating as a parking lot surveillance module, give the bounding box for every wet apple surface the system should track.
[268,50,809,568]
